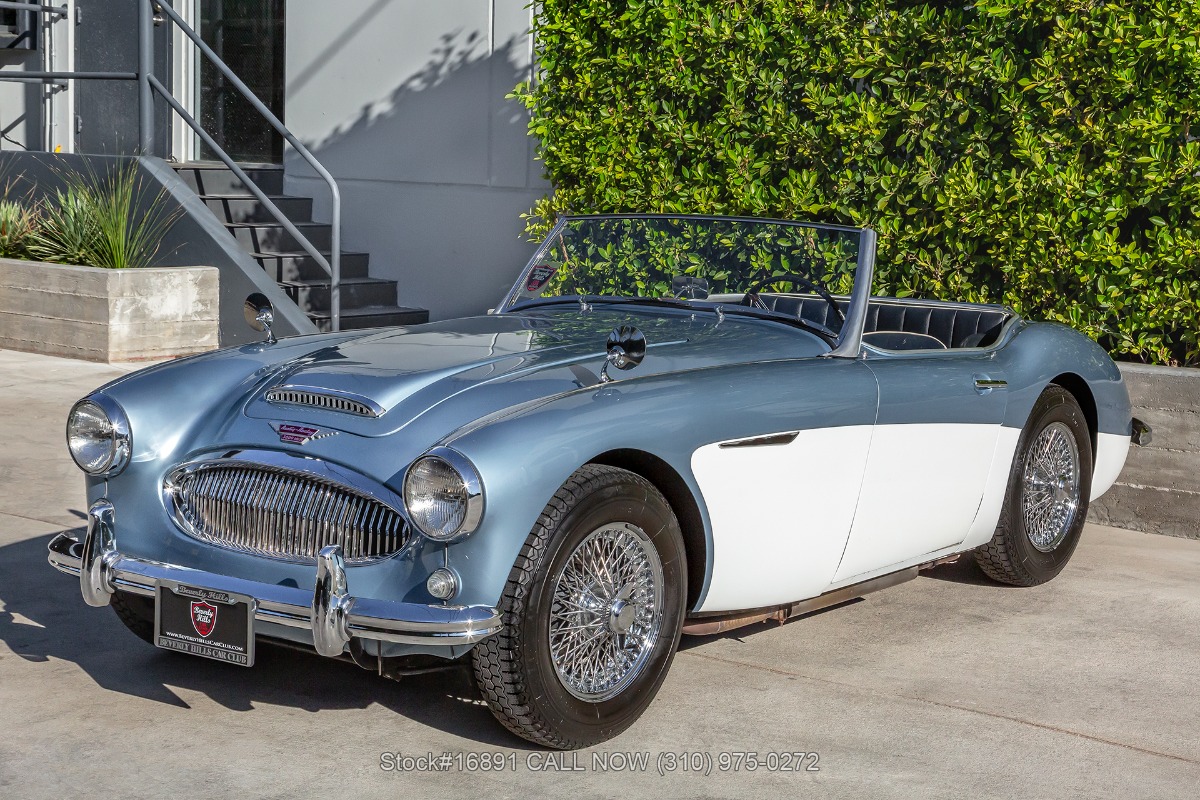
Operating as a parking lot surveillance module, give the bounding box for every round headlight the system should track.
[403,448,484,541]
[66,395,131,476]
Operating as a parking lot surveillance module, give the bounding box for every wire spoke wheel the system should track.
[975,386,1093,587]
[472,464,685,748]
[1021,421,1081,552]
[548,522,665,701]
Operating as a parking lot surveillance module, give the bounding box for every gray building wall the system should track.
[282,0,549,320]
[0,45,38,155]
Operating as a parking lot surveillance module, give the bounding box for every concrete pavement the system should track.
[1,349,1197,799]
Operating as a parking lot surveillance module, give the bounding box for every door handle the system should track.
[973,376,1007,393]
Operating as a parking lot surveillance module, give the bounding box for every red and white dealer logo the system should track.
[190,600,218,638]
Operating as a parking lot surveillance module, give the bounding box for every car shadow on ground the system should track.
[918,556,1005,586]
[0,531,530,749]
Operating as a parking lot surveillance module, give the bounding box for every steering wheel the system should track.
[741,272,846,328]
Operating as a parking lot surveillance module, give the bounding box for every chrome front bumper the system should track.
[47,499,501,657]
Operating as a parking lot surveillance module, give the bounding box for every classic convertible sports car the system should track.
[48,215,1146,748]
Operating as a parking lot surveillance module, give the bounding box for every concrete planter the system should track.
[0,258,219,363]
[1088,363,1200,539]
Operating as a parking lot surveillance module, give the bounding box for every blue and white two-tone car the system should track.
[48,215,1146,748]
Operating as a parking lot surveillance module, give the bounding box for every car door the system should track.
[691,358,879,613]
[832,350,1010,583]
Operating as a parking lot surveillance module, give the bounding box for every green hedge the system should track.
[516,0,1200,365]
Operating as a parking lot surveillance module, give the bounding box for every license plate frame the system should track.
[154,582,256,667]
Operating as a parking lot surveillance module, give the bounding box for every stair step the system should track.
[199,194,313,223]
[225,221,332,251]
[309,305,430,332]
[281,277,398,313]
[253,250,371,281]
[174,163,284,195]
[172,162,427,333]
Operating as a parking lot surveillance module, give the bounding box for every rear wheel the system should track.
[472,465,686,749]
[975,385,1093,586]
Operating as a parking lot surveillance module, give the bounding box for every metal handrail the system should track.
[0,1,65,15]
[149,0,340,331]
[0,0,342,331]
[0,71,135,85]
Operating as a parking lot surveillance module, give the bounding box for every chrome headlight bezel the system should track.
[66,394,131,477]
[402,447,484,542]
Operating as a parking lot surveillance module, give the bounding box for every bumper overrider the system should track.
[47,499,501,658]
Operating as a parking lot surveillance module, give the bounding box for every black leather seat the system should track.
[861,331,946,350]
[755,295,1010,349]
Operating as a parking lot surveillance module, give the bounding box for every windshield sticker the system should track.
[526,264,557,293]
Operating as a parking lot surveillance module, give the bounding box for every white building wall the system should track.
[283,0,549,320]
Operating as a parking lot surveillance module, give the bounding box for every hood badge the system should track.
[270,422,339,445]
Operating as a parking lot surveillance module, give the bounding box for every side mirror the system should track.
[600,325,646,383]
[244,293,277,344]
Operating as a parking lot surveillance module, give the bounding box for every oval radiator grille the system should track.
[265,387,380,417]
[168,463,409,563]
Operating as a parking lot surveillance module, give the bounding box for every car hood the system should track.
[242,306,828,439]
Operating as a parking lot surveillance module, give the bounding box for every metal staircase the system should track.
[175,163,427,331]
[0,0,429,334]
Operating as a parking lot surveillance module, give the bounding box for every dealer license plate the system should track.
[154,583,255,667]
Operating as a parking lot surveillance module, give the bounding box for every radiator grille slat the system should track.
[169,463,409,563]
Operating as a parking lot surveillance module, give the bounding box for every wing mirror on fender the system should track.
[600,325,647,383]
[244,293,277,344]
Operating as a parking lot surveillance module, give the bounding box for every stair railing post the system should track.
[138,0,154,154]
[331,192,340,332]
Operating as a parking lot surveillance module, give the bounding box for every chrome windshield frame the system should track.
[496,214,876,359]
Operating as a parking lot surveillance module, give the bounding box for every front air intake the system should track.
[165,460,409,563]
[265,386,383,418]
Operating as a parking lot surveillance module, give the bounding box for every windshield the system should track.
[500,215,867,339]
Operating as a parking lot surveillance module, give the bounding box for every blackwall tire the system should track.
[110,589,156,645]
[975,385,1093,586]
[472,464,687,749]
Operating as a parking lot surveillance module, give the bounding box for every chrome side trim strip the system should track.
[718,432,800,449]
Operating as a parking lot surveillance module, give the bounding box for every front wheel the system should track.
[472,465,687,749]
[975,385,1093,586]
[110,589,156,645]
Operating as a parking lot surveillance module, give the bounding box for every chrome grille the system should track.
[167,462,409,563]
[265,386,381,417]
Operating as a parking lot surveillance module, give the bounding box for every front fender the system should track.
[995,321,1130,436]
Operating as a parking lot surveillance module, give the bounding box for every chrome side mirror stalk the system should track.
[243,293,277,344]
[600,325,647,383]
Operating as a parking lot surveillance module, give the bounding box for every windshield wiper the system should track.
[595,296,697,310]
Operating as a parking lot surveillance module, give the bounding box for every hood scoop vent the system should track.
[265,385,384,418]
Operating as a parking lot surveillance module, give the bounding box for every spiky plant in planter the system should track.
[83,161,178,270]
[30,161,178,269]
[0,200,36,259]
[28,186,99,266]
